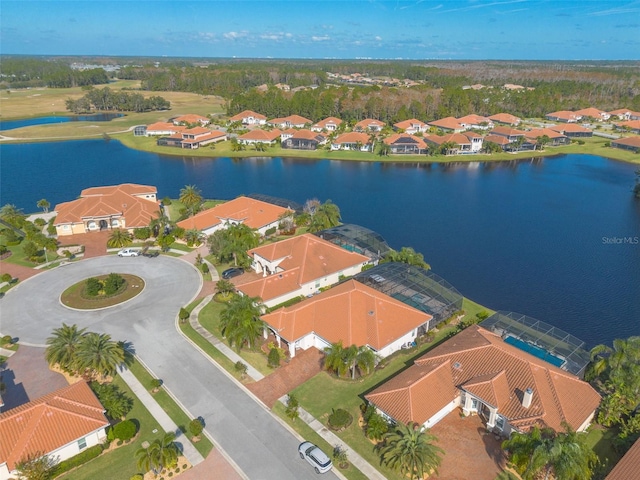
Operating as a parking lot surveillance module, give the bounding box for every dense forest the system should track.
[0,58,109,88]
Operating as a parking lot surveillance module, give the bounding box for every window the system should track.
[78,438,87,450]
[496,415,505,431]
[471,398,479,411]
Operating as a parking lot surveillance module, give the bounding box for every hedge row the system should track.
[52,444,103,477]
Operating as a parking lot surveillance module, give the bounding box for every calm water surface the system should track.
[2,140,639,347]
[0,113,124,131]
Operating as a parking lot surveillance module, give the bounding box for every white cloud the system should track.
[223,31,247,40]
[375,35,382,41]
[311,35,330,41]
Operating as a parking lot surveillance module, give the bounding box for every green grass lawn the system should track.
[585,425,621,476]
[63,375,164,480]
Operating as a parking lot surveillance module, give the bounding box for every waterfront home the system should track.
[545,111,582,123]
[524,128,570,146]
[424,132,482,154]
[483,134,512,150]
[606,437,640,480]
[267,115,312,129]
[549,123,593,138]
[236,233,370,308]
[615,120,640,134]
[607,108,634,121]
[145,122,185,136]
[383,133,428,154]
[574,107,610,121]
[330,132,374,152]
[354,118,386,132]
[157,127,226,149]
[365,325,600,435]
[489,126,527,143]
[0,382,109,480]
[393,118,429,134]
[229,110,267,125]
[611,136,640,153]
[428,117,465,133]
[237,129,282,145]
[176,196,292,236]
[281,129,327,150]
[311,117,343,132]
[172,114,210,126]
[54,183,158,236]
[488,113,521,126]
[260,279,432,359]
[457,114,494,131]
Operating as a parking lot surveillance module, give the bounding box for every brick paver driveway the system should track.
[431,411,507,480]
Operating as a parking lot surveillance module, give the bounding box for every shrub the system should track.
[171,226,185,239]
[34,218,46,227]
[110,419,137,441]
[162,197,172,205]
[103,273,125,295]
[90,382,134,419]
[85,277,102,296]
[234,361,248,377]
[188,418,204,438]
[134,227,151,240]
[178,307,190,323]
[52,444,103,476]
[1,273,12,283]
[130,475,144,480]
[285,394,299,421]
[151,378,163,390]
[201,263,209,274]
[23,241,39,258]
[365,412,389,441]
[268,347,281,368]
[264,226,276,237]
[0,245,7,255]
[327,408,353,430]
[2,335,12,345]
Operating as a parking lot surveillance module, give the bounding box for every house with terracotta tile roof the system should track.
[261,279,432,358]
[176,196,292,236]
[424,132,482,154]
[611,136,640,153]
[524,128,570,146]
[606,437,640,480]
[428,117,464,133]
[237,233,370,307]
[457,114,494,131]
[229,110,267,125]
[383,133,428,155]
[393,119,429,134]
[549,123,593,138]
[354,119,386,132]
[157,127,227,149]
[365,325,600,435]
[281,129,327,150]
[54,183,158,236]
[574,107,610,121]
[237,129,282,145]
[145,122,186,136]
[331,132,374,152]
[545,111,582,123]
[489,126,527,143]
[488,113,521,126]
[311,117,343,132]
[172,114,210,126]
[615,120,640,134]
[0,381,109,480]
[607,108,635,121]
[267,115,312,129]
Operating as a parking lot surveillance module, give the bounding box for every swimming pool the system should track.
[504,336,565,368]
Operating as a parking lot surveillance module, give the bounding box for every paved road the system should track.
[0,256,338,480]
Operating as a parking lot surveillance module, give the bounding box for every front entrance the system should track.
[99,220,108,230]
[480,403,491,422]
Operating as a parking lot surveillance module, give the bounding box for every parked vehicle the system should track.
[298,442,333,474]
[222,267,244,279]
[117,248,139,257]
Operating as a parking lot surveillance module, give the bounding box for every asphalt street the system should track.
[0,256,338,480]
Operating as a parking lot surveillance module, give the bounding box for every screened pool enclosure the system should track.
[315,223,392,261]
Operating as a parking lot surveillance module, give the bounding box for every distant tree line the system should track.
[65,86,170,113]
[0,57,109,88]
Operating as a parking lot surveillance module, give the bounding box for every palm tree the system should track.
[0,203,26,227]
[383,247,430,269]
[536,135,550,151]
[45,323,87,373]
[324,341,350,378]
[37,199,50,213]
[149,207,171,237]
[184,228,204,247]
[219,294,265,351]
[107,229,133,248]
[223,223,259,267]
[136,442,162,474]
[355,346,376,377]
[75,332,125,379]
[308,200,341,233]
[179,185,203,217]
[379,421,444,480]
[155,432,180,471]
[439,141,457,155]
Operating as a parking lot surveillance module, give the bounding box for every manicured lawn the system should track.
[63,375,164,480]
[126,359,213,458]
[0,234,60,268]
[585,425,621,475]
[60,274,145,309]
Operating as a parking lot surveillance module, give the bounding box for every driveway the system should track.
[0,256,337,480]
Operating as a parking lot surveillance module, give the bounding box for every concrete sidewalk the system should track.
[118,366,205,467]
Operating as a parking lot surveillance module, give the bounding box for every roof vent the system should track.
[278,274,283,279]
[368,310,374,316]
[453,362,461,369]
[522,388,534,408]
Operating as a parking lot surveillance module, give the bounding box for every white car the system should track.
[298,442,332,474]
[117,248,139,257]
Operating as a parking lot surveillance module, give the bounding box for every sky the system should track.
[1,0,639,60]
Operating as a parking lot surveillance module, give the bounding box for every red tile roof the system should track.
[366,325,600,433]
[524,128,567,140]
[238,129,283,142]
[81,183,156,197]
[0,382,109,471]
[268,115,312,126]
[314,117,343,129]
[488,113,521,125]
[612,137,640,148]
[229,110,267,122]
[546,111,581,122]
[549,124,592,134]
[174,114,209,124]
[490,126,526,137]
[289,129,326,141]
[618,120,640,130]
[261,280,432,349]
[424,133,471,146]
[428,117,463,131]
[146,122,185,133]
[484,134,511,145]
[574,107,605,118]
[606,438,640,480]
[393,119,427,131]
[333,132,372,145]
[383,133,428,149]
[177,196,290,231]
[457,114,491,126]
[355,119,386,130]
[238,234,369,302]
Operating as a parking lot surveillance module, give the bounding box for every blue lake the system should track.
[1,139,639,347]
[0,113,125,131]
